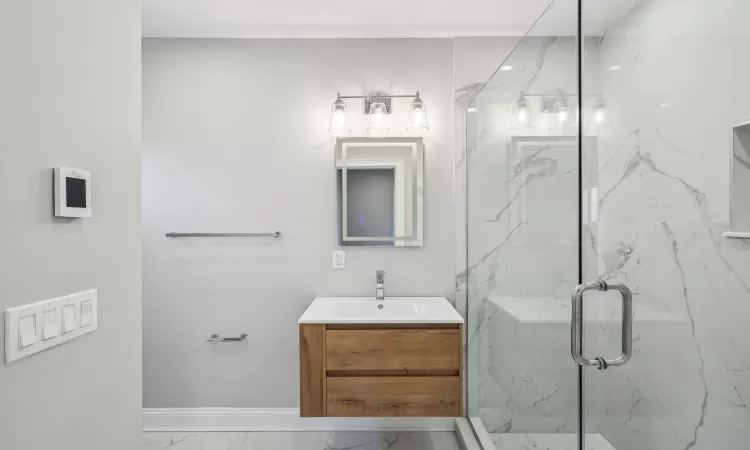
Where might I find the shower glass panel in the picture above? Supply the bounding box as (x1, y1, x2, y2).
(465, 0, 581, 448)
(580, 0, 750, 449)
(468, 0, 750, 449)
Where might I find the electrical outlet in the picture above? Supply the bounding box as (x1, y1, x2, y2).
(333, 250, 345, 269)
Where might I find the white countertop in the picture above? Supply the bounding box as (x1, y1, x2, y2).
(299, 296, 464, 324)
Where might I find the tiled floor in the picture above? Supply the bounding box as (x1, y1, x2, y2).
(141, 431, 461, 450)
(489, 433, 616, 450)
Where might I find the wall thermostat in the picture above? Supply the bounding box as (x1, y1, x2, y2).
(54, 167, 92, 218)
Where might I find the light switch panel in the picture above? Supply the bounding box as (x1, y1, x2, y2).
(19, 315, 37, 348)
(62, 305, 76, 333)
(42, 309, 58, 340)
(80, 301, 93, 327)
(5, 289, 97, 364)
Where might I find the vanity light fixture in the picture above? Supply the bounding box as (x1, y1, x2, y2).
(515, 93, 532, 124)
(328, 91, 428, 134)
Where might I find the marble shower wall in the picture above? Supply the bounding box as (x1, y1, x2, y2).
(582, 1, 750, 449)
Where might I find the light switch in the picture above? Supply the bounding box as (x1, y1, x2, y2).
(62, 305, 76, 333)
(19, 315, 37, 348)
(80, 301, 93, 327)
(42, 309, 58, 340)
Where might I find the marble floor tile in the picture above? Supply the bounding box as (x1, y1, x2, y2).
(141, 431, 460, 450)
(489, 433, 615, 450)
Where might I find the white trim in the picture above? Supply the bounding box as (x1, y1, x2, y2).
(723, 231, 750, 239)
(143, 408, 457, 432)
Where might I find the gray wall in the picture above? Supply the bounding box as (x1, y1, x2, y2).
(142, 38, 455, 407)
(0, 2, 142, 450)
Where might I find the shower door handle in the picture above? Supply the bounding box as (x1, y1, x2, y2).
(571, 281, 633, 370)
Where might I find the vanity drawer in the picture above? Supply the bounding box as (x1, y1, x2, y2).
(326, 376, 460, 417)
(326, 329, 460, 372)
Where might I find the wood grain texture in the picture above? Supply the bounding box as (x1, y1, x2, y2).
(326, 329, 460, 371)
(299, 324, 326, 417)
(326, 376, 460, 417)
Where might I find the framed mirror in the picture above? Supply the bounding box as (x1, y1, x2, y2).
(335, 137, 424, 247)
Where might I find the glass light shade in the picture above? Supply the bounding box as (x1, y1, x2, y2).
(515, 96, 531, 124)
(367, 101, 390, 133)
(328, 98, 350, 134)
(555, 100, 569, 124)
(407, 97, 429, 131)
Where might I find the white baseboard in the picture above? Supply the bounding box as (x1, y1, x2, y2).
(143, 408, 458, 432)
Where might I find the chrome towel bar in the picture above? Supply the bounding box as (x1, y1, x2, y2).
(207, 333, 248, 343)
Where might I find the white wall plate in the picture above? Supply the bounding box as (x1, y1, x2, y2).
(4, 289, 98, 364)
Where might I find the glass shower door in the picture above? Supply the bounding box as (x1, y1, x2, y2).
(578, 0, 750, 449)
(465, 1, 582, 448)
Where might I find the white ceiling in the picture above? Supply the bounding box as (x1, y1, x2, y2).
(142, 0, 639, 39)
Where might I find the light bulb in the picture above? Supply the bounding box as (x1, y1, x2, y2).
(332, 109, 346, 128)
(593, 98, 607, 125)
(412, 108, 424, 126)
(514, 94, 531, 125)
(371, 102, 385, 126)
(555, 100, 569, 124)
(594, 107, 606, 124)
(518, 109, 529, 123)
(368, 100, 390, 133)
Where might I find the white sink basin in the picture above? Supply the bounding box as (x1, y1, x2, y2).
(298, 297, 464, 324)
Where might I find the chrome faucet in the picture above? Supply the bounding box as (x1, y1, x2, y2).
(376, 270, 385, 301)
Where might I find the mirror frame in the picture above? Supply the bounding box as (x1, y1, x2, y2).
(335, 137, 424, 247)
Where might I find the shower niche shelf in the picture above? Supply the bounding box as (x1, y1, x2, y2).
(725, 121, 750, 239)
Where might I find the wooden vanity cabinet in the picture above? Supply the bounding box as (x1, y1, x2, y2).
(299, 323, 463, 417)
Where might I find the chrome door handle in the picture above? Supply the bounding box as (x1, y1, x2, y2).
(571, 281, 633, 370)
